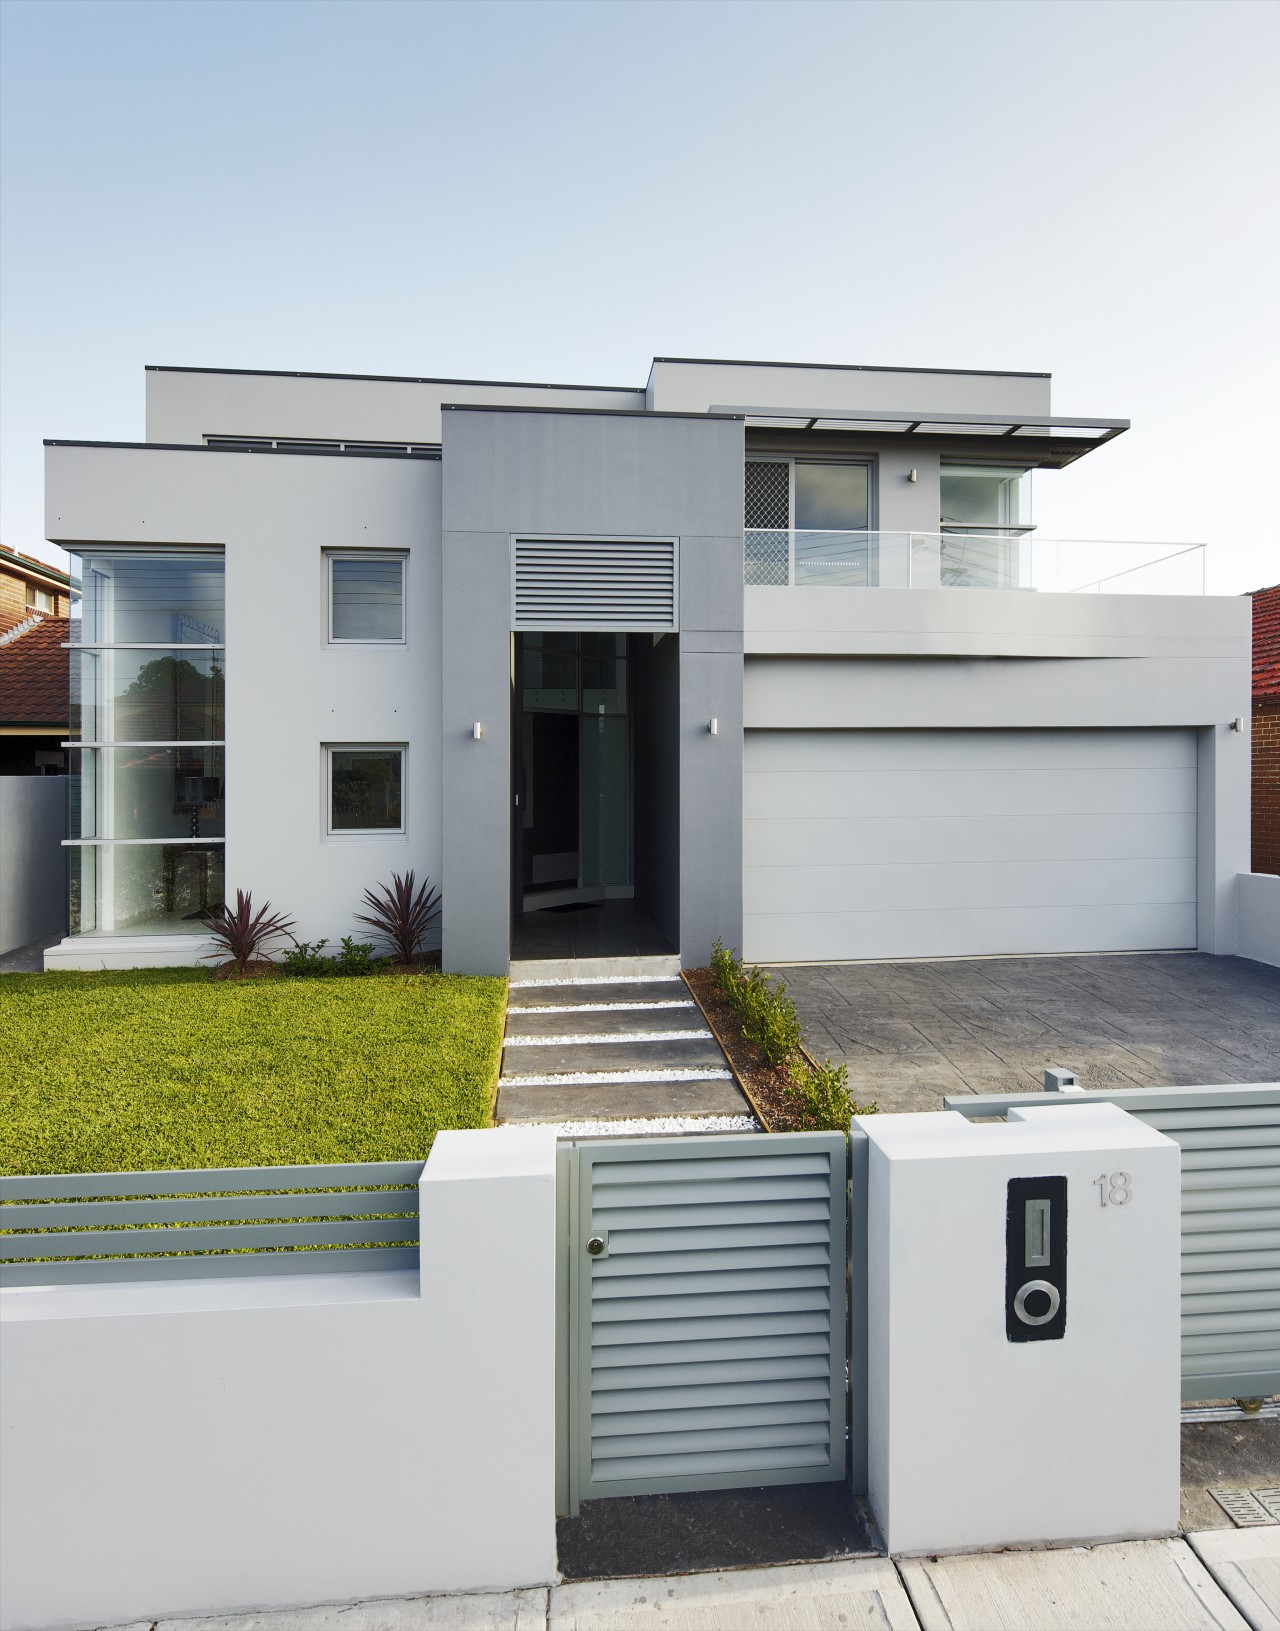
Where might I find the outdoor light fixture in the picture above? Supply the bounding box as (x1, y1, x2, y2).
(472, 722, 484, 741)
(708, 718, 718, 736)
(907, 468, 919, 483)
(1230, 717, 1245, 732)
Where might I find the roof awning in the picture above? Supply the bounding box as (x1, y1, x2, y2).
(713, 405, 1129, 467)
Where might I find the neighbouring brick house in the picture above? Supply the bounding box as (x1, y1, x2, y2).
(1252, 583, 1280, 875)
(0, 546, 71, 634)
(0, 612, 70, 775)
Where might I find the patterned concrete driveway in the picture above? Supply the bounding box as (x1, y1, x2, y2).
(768, 952, 1280, 1114)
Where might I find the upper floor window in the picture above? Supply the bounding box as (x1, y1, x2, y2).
(25, 584, 55, 613)
(745, 458, 875, 586)
(939, 465, 1032, 533)
(327, 552, 406, 644)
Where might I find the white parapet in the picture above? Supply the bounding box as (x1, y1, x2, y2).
(860, 1102, 1182, 1557)
(0, 1126, 560, 1631)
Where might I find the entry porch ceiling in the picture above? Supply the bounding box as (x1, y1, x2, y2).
(717, 405, 1128, 467)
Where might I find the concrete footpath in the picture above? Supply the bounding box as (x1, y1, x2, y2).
(97, 1530, 1280, 1631)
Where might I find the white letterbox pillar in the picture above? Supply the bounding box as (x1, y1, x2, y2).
(860, 1102, 1181, 1556)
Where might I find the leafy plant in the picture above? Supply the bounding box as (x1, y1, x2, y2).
(711, 941, 800, 1066)
(355, 871, 442, 966)
(741, 973, 802, 1066)
(334, 936, 379, 975)
(202, 889, 295, 975)
(281, 938, 331, 976)
(787, 1058, 867, 1132)
(281, 936, 382, 978)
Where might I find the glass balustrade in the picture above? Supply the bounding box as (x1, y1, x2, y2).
(743, 531, 1206, 594)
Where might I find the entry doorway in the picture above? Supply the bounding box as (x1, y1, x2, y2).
(512, 632, 678, 959)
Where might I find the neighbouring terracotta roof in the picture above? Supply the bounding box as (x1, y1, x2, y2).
(1254, 585, 1280, 699)
(0, 615, 69, 725)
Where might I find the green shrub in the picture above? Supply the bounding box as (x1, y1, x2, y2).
(740, 974, 801, 1066)
(788, 1058, 856, 1131)
(281, 939, 331, 976)
(710, 938, 742, 1001)
(281, 936, 383, 978)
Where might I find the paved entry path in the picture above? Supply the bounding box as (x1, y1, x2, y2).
(495, 955, 752, 1126)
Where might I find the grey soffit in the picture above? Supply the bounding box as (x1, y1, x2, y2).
(42, 439, 439, 462)
(514, 539, 678, 632)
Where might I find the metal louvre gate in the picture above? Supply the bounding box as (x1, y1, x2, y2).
(946, 1084, 1280, 1402)
(564, 1133, 848, 1508)
(513, 538, 678, 631)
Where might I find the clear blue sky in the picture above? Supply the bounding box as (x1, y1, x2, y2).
(2, 0, 1277, 592)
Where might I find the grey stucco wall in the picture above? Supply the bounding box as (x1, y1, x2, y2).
(0, 776, 67, 953)
(632, 633, 679, 949)
(440, 408, 745, 973)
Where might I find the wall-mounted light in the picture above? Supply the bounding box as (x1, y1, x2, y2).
(708, 718, 719, 736)
(907, 468, 919, 483)
(1230, 717, 1245, 733)
(472, 722, 484, 741)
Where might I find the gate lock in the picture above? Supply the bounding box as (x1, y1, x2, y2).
(1005, 1176, 1067, 1343)
(586, 1233, 609, 1259)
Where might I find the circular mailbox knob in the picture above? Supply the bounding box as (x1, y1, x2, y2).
(585, 1236, 606, 1257)
(1013, 1279, 1061, 1326)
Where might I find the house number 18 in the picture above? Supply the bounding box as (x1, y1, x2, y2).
(1094, 1171, 1133, 1207)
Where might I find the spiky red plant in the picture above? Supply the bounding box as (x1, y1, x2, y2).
(203, 889, 296, 975)
(354, 871, 442, 966)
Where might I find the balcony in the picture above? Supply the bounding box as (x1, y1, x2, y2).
(743, 530, 1206, 595)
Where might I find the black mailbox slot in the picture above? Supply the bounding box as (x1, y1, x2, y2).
(1006, 1175, 1067, 1343)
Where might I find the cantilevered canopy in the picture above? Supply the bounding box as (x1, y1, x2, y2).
(713, 405, 1129, 467)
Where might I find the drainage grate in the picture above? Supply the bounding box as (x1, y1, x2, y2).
(1209, 1487, 1280, 1527)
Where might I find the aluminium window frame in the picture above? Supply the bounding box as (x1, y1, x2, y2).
(323, 742, 408, 840)
(325, 550, 408, 646)
(745, 452, 879, 534)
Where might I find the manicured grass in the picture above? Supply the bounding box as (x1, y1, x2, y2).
(0, 967, 507, 1176)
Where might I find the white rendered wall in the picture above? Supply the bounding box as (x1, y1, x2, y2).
(1239, 871, 1280, 968)
(0, 1127, 559, 1631)
(860, 1103, 1182, 1557)
(145, 368, 645, 446)
(648, 359, 1052, 419)
(45, 444, 442, 955)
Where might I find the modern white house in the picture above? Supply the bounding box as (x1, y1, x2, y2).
(42, 356, 1251, 974)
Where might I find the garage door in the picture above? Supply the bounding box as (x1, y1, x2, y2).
(743, 728, 1197, 962)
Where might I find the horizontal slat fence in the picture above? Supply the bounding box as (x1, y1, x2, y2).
(944, 1083, 1280, 1403)
(0, 1161, 424, 1286)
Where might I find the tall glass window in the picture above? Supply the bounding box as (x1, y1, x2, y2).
(939, 464, 1033, 588)
(67, 549, 225, 936)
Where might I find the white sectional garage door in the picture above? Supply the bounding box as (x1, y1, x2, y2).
(743, 728, 1197, 963)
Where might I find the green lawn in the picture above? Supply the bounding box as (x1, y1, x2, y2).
(0, 967, 507, 1176)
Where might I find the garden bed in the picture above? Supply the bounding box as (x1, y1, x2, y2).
(684, 967, 817, 1133)
(0, 966, 506, 1176)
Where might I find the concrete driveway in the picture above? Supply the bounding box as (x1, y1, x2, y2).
(768, 952, 1280, 1114)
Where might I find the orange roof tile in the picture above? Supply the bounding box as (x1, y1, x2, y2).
(1254, 585, 1280, 699)
(0, 615, 69, 725)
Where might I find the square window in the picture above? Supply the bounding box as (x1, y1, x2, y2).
(327, 746, 404, 834)
(328, 554, 405, 643)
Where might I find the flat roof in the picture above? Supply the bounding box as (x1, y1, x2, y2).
(145, 364, 642, 392)
(653, 355, 1051, 379)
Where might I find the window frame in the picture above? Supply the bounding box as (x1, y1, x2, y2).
(325, 550, 408, 646)
(324, 743, 408, 839)
(745, 454, 878, 533)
